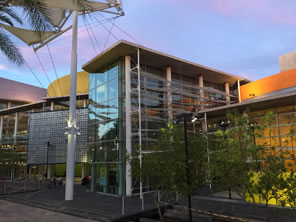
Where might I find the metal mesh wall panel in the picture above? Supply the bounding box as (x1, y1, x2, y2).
(28, 109, 88, 164)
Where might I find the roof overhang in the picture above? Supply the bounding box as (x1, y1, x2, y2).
(82, 40, 249, 86)
(0, 94, 88, 115)
(198, 91, 296, 118)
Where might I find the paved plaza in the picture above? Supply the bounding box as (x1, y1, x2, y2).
(0, 182, 160, 222)
(0, 199, 96, 222)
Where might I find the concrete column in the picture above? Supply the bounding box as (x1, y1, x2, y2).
(7, 102, 11, 108)
(125, 55, 132, 196)
(28, 165, 32, 180)
(81, 163, 86, 179)
(199, 75, 204, 109)
(47, 164, 52, 180)
(90, 163, 96, 192)
(83, 99, 87, 108)
(0, 115, 3, 143)
(50, 102, 55, 111)
(38, 165, 42, 180)
(225, 82, 230, 105)
(13, 112, 18, 143)
(166, 67, 173, 121)
(237, 80, 242, 103)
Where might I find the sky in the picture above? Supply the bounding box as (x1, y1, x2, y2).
(1, 0, 296, 88)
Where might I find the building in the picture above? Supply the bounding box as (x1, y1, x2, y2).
(0, 78, 46, 179)
(2, 40, 296, 196)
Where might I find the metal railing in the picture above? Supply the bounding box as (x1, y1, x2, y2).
(0, 180, 41, 196)
(121, 190, 178, 215)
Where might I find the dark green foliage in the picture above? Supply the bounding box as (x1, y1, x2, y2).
(129, 123, 208, 196)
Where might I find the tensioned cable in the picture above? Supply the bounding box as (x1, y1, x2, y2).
(97, 12, 141, 45)
(46, 44, 64, 97)
(85, 15, 102, 53)
(23, 60, 47, 93)
(103, 17, 116, 51)
(49, 16, 117, 46)
(34, 51, 58, 98)
(82, 16, 98, 55)
(92, 13, 119, 41)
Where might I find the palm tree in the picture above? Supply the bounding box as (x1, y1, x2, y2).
(0, 0, 89, 65)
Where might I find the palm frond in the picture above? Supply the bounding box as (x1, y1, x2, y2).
(12, 0, 53, 32)
(0, 6, 22, 24)
(0, 29, 24, 65)
(0, 14, 13, 26)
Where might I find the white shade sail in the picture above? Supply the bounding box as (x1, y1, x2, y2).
(11, 0, 113, 12)
(47, 8, 66, 27)
(43, 0, 112, 11)
(0, 24, 56, 45)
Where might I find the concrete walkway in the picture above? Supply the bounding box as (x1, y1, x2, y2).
(0, 199, 96, 222)
(2, 184, 159, 221)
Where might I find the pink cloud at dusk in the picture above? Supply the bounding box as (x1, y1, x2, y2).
(170, 0, 296, 26)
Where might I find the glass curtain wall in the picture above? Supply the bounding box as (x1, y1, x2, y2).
(88, 61, 124, 195)
(130, 64, 229, 192)
(206, 104, 296, 172)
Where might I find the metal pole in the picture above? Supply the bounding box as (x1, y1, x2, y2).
(65, 11, 78, 201)
(125, 56, 132, 195)
(13, 145, 16, 180)
(46, 142, 49, 181)
(204, 113, 212, 190)
(137, 48, 143, 199)
(183, 118, 192, 222)
(0, 115, 3, 143)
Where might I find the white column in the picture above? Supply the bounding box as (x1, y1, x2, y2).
(50, 102, 55, 111)
(125, 55, 132, 196)
(47, 165, 52, 180)
(90, 162, 96, 192)
(137, 49, 143, 199)
(237, 80, 242, 103)
(65, 11, 78, 201)
(0, 115, 3, 143)
(83, 99, 87, 108)
(81, 163, 86, 179)
(38, 165, 42, 180)
(199, 75, 204, 109)
(7, 102, 11, 108)
(225, 82, 230, 105)
(28, 165, 32, 180)
(13, 112, 18, 143)
(166, 67, 173, 121)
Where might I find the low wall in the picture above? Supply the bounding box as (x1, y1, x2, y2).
(186, 196, 296, 222)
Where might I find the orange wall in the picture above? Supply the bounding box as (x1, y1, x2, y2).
(240, 68, 296, 101)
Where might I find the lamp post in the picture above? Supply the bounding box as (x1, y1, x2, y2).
(249, 121, 260, 171)
(12, 145, 16, 180)
(218, 120, 231, 199)
(46, 141, 51, 181)
(249, 121, 257, 145)
(174, 113, 197, 222)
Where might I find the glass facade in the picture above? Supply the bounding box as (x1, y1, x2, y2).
(88, 61, 125, 195)
(0, 112, 29, 178)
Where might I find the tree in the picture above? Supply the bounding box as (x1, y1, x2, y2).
(209, 111, 263, 201)
(129, 123, 208, 221)
(0, 0, 88, 64)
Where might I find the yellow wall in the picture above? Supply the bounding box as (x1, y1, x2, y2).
(240, 68, 296, 102)
(47, 71, 89, 97)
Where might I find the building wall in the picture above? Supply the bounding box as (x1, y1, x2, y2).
(240, 69, 296, 101)
(279, 50, 296, 72)
(28, 109, 88, 165)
